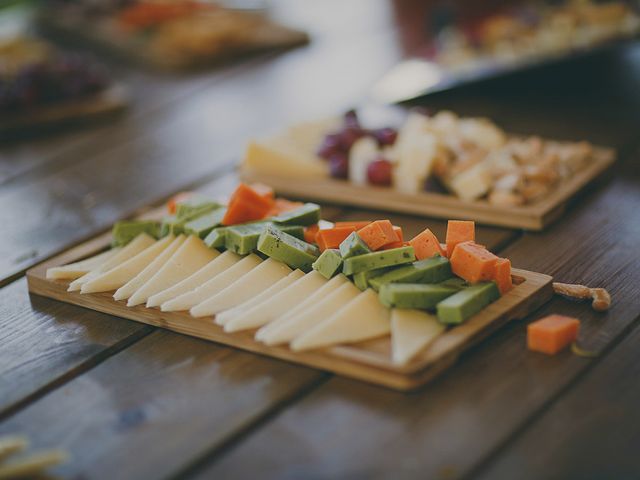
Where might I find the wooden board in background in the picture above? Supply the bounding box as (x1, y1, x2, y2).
(241, 146, 615, 230)
(26, 235, 553, 391)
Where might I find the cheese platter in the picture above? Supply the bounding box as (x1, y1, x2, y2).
(27, 183, 554, 391)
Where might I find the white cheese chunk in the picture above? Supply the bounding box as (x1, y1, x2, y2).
(162, 254, 262, 312)
(47, 248, 120, 280)
(291, 289, 391, 352)
(80, 236, 175, 294)
(448, 161, 492, 201)
(257, 279, 359, 346)
(391, 309, 445, 365)
(189, 258, 292, 317)
(147, 250, 236, 308)
(68, 234, 156, 292)
(214, 269, 305, 326)
(223, 271, 327, 333)
(113, 235, 185, 301)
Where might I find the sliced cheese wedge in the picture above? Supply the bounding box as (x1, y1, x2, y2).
(113, 235, 184, 301)
(391, 309, 445, 365)
(148, 250, 240, 309)
(189, 258, 292, 317)
(162, 254, 262, 312)
(214, 269, 305, 326)
(258, 280, 360, 346)
(68, 234, 156, 292)
(224, 271, 327, 333)
(47, 248, 120, 280)
(291, 289, 391, 352)
(257, 274, 349, 343)
(80, 236, 175, 294)
(127, 235, 217, 307)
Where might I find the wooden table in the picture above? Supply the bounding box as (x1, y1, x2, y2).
(2, 1, 640, 478)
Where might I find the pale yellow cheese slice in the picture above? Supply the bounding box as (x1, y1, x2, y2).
(126, 235, 216, 307)
(47, 248, 120, 280)
(214, 269, 305, 326)
(147, 250, 238, 308)
(256, 274, 349, 343)
(80, 236, 175, 294)
(242, 141, 328, 179)
(189, 258, 292, 317)
(113, 235, 184, 301)
(257, 280, 360, 346)
(162, 254, 262, 312)
(68, 234, 156, 292)
(224, 271, 327, 333)
(291, 289, 391, 352)
(391, 309, 445, 365)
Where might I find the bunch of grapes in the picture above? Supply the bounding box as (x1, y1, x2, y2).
(0, 54, 109, 113)
(316, 110, 397, 185)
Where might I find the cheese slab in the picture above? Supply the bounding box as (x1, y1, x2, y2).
(391, 309, 445, 365)
(224, 271, 328, 333)
(68, 234, 156, 292)
(80, 236, 175, 294)
(162, 254, 262, 312)
(258, 278, 359, 346)
(291, 289, 391, 351)
(214, 269, 305, 326)
(148, 250, 238, 308)
(257, 273, 348, 342)
(189, 258, 292, 317)
(46, 248, 120, 280)
(128, 236, 217, 307)
(113, 235, 184, 301)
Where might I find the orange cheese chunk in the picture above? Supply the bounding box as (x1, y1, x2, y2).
(381, 226, 405, 250)
(527, 314, 580, 355)
(316, 226, 357, 252)
(357, 220, 399, 251)
(409, 228, 446, 259)
(450, 241, 499, 283)
(494, 258, 513, 294)
(334, 220, 372, 230)
(446, 220, 475, 257)
(304, 224, 319, 244)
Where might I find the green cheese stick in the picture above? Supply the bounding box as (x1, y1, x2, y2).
(342, 246, 415, 276)
(438, 276, 468, 290)
(175, 194, 221, 221)
(339, 232, 371, 259)
(112, 220, 160, 247)
(184, 208, 226, 238)
(352, 267, 391, 291)
(312, 249, 343, 279)
(368, 256, 452, 292)
(160, 215, 186, 237)
(437, 282, 500, 325)
(258, 225, 320, 272)
(204, 227, 228, 249)
(379, 283, 459, 310)
(271, 203, 321, 226)
(226, 223, 305, 255)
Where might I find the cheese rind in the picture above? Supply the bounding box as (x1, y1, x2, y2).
(127, 236, 218, 307)
(291, 289, 391, 351)
(80, 236, 175, 294)
(68, 234, 156, 292)
(189, 258, 292, 317)
(113, 235, 184, 301)
(47, 249, 120, 280)
(162, 254, 262, 312)
(224, 271, 328, 333)
(391, 309, 445, 365)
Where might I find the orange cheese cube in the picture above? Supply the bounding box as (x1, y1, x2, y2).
(316, 226, 357, 252)
(445, 220, 475, 257)
(527, 315, 580, 355)
(357, 220, 399, 251)
(449, 241, 499, 283)
(409, 228, 446, 259)
(494, 258, 513, 294)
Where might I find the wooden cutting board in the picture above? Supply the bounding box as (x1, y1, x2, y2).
(27, 232, 553, 391)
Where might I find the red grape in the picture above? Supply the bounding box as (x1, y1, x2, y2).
(367, 158, 393, 186)
(316, 132, 342, 159)
(373, 127, 398, 146)
(329, 152, 349, 179)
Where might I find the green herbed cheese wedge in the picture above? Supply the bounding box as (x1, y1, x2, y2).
(226, 223, 304, 255)
(368, 256, 452, 292)
(312, 249, 343, 279)
(339, 232, 371, 259)
(379, 283, 459, 310)
(204, 227, 228, 249)
(436, 282, 500, 325)
(258, 225, 319, 272)
(112, 220, 160, 247)
(184, 208, 226, 238)
(271, 203, 321, 226)
(175, 194, 221, 221)
(342, 246, 415, 276)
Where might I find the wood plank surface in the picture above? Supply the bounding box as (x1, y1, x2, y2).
(185, 165, 640, 479)
(474, 315, 640, 480)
